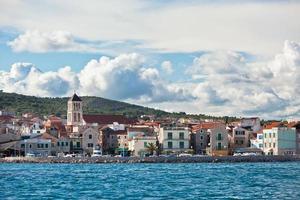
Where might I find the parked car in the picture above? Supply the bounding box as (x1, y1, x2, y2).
(178, 153, 192, 157)
(91, 149, 102, 157)
(26, 153, 35, 157)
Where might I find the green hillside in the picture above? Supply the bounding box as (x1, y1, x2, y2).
(0, 91, 237, 121)
(0, 91, 169, 118)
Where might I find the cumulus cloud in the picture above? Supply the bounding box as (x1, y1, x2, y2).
(0, 53, 191, 103)
(161, 61, 173, 75)
(0, 63, 78, 96)
(2, 41, 300, 119)
(185, 40, 300, 118)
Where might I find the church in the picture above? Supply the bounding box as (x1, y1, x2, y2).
(66, 93, 135, 155)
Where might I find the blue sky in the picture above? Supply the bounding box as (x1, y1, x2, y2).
(0, 0, 300, 119)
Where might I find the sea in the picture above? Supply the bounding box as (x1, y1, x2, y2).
(0, 162, 300, 199)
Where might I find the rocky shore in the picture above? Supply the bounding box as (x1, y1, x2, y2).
(1, 155, 300, 164)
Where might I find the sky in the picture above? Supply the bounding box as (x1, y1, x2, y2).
(0, 0, 300, 119)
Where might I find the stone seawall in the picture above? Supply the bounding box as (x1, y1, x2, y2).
(1, 155, 300, 164)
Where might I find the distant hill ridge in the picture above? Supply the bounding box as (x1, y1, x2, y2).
(0, 91, 169, 118)
(0, 91, 236, 121)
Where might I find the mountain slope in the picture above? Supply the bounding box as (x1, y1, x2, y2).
(0, 91, 168, 118)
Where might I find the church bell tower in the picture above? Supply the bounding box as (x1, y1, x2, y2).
(67, 93, 83, 126)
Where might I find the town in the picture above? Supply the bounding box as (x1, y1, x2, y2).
(0, 93, 299, 159)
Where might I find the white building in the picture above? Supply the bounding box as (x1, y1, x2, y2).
(250, 131, 264, 150)
(158, 126, 190, 153)
(263, 124, 296, 155)
(20, 138, 51, 157)
(129, 136, 157, 157)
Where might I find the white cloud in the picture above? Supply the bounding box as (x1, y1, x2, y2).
(161, 61, 173, 75)
(1, 41, 300, 119)
(1, 1, 299, 55)
(7, 30, 104, 53)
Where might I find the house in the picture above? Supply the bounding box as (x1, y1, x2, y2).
(158, 126, 190, 154)
(250, 129, 264, 150)
(240, 117, 261, 132)
(263, 122, 296, 155)
(99, 127, 128, 155)
(190, 125, 208, 155)
(229, 126, 251, 149)
(289, 122, 300, 154)
(82, 127, 100, 154)
(128, 136, 157, 157)
(20, 138, 51, 157)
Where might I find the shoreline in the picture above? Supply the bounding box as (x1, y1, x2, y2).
(1, 155, 300, 164)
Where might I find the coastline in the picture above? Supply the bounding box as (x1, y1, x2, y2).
(1, 155, 300, 164)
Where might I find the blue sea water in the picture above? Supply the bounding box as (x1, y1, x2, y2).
(0, 162, 300, 199)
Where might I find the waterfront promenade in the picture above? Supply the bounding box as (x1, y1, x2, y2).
(1, 155, 300, 164)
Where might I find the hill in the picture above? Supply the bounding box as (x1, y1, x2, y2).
(0, 91, 236, 121)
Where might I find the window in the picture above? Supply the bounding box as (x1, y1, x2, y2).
(57, 142, 60, 146)
(45, 144, 48, 148)
(265, 143, 267, 147)
(273, 143, 276, 148)
(259, 144, 263, 148)
(273, 133, 276, 138)
(258, 135, 263, 139)
(241, 140, 244, 145)
(217, 142, 222, 150)
(37, 131, 40, 133)
(217, 133, 222, 140)
(144, 142, 148, 148)
(265, 133, 267, 138)
(269, 143, 271, 148)
(89, 135, 92, 139)
(88, 143, 93, 148)
(168, 132, 173, 140)
(179, 132, 184, 140)
(179, 141, 184, 149)
(61, 142, 64, 147)
(269, 133, 272, 138)
(65, 142, 68, 146)
(200, 136, 203, 140)
(29, 144, 32, 148)
(21, 144, 25, 148)
(168, 141, 173, 149)
(76, 142, 80, 148)
(200, 142, 203, 147)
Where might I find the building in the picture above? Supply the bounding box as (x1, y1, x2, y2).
(67, 93, 83, 126)
(190, 126, 208, 155)
(229, 126, 250, 149)
(240, 117, 261, 132)
(250, 129, 264, 150)
(158, 126, 190, 153)
(128, 136, 157, 157)
(100, 127, 128, 155)
(20, 138, 51, 157)
(263, 123, 296, 155)
(82, 127, 100, 154)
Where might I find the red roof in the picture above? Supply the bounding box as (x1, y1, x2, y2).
(264, 122, 283, 129)
(83, 114, 135, 125)
(0, 115, 14, 123)
(192, 122, 224, 132)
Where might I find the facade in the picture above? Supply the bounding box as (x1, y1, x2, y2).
(230, 126, 250, 149)
(206, 123, 228, 156)
(263, 124, 296, 155)
(240, 117, 261, 132)
(82, 127, 100, 154)
(190, 127, 208, 155)
(158, 126, 190, 153)
(100, 127, 128, 155)
(128, 136, 157, 156)
(20, 138, 51, 156)
(250, 131, 264, 150)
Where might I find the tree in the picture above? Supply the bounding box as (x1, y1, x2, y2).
(146, 143, 157, 156)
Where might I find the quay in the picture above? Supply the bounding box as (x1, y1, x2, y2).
(1, 155, 300, 164)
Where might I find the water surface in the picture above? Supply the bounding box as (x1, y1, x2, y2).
(0, 162, 300, 199)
